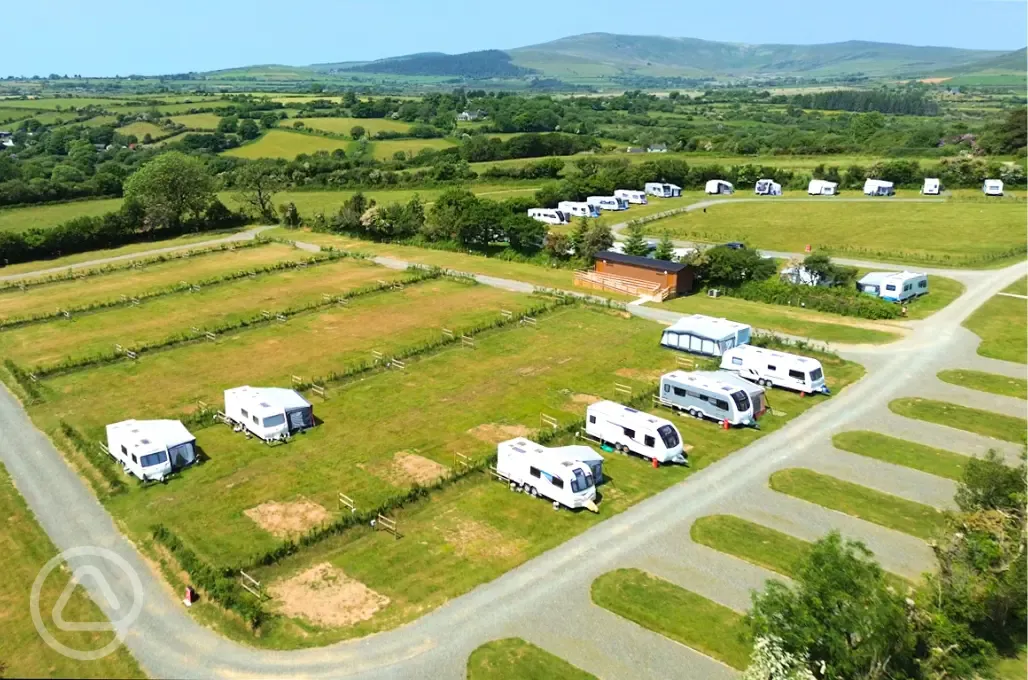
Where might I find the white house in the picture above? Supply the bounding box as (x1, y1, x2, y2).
(657, 370, 766, 427)
(720, 344, 829, 395)
(808, 179, 837, 196)
(705, 179, 734, 195)
(223, 386, 314, 442)
(456, 110, 485, 122)
(983, 179, 1004, 196)
(495, 438, 599, 512)
(754, 179, 782, 196)
(584, 401, 687, 465)
(857, 271, 928, 302)
(105, 419, 197, 481)
(644, 182, 682, 198)
(863, 179, 895, 196)
(921, 178, 942, 195)
(660, 314, 752, 357)
(614, 189, 648, 205)
(558, 201, 600, 218)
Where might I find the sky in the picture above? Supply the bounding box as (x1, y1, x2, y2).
(3, 0, 1026, 77)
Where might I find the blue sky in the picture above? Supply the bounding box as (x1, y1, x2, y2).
(3, 0, 1025, 76)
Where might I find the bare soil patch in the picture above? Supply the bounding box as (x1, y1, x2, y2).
(467, 423, 532, 444)
(369, 451, 449, 486)
(269, 563, 389, 628)
(244, 499, 330, 538)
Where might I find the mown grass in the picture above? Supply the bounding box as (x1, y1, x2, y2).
(769, 468, 948, 540)
(0, 198, 123, 234)
(0, 463, 143, 678)
(937, 369, 1027, 400)
(1003, 277, 1027, 296)
(832, 431, 971, 481)
(223, 129, 352, 160)
(889, 398, 1027, 443)
(290, 117, 412, 136)
(168, 113, 223, 129)
(643, 201, 1026, 268)
(590, 569, 751, 670)
(964, 285, 1027, 364)
(116, 121, 169, 139)
(905, 275, 965, 320)
(467, 638, 596, 680)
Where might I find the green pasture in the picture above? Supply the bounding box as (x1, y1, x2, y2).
(0, 198, 123, 234)
(889, 398, 1027, 443)
(1003, 277, 1027, 295)
(832, 431, 970, 481)
(963, 282, 1028, 364)
(291, 117, 412, 136)
(467, 639, 596, 680)
(116, 121, 169, 139)
(0, 97, 132, 110)
(937, 369, 1027, 400)
(169, 113, 222, 129)
(223, 129, 352, 160)
(370, 137, 457, 160)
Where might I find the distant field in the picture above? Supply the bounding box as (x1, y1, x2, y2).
(292, 117, 411, 136)
(111, 101, 229, 115)
(0, 97, 131, 110)
(370, 137, 456, 160)
(0, 107, 38, 124)
(116, 121, 169, 139)
(170, 113, 222, 130)
(223, 129, 352, 160)
(81, 115, 119, 127)
(0, 198, 122, 234)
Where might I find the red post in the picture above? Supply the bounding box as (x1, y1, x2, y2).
(722, 419, 730, 430)
(652, 457, 659, 469)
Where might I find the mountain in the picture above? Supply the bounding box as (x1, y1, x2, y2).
(935, 47, 1027, 75)
(327, 50, 534, 78)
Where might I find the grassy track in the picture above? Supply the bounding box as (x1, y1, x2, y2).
(690, 514, 810, 577)
(467, 639, 596, 680)
(0, 198, 123, 234)
(0, 463, 143, 678)
(832, 431, 971, 480)
(937, 369, 1027, 400)
(290, 117, 412, 136)
(643, 201, 1026, 268)
(889, 398, 1027, 443)
(963, 285, 1028, 364)
(223, 129, 352, 160)
(590, 569, 751, 670)
(769, 468, 948, 540)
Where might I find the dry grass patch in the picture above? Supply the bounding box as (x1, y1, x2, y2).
(365, 451, 449, 487)
(269, 563, 389, 628)
(439, 515, 527, 560)
(244, 499, 330, 538)
(467, 423, 533, 444)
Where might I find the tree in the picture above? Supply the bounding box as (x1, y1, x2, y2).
(233, 160, 284, 222)
(569, 217, 590, 255)
(278, 202, 301, 228)
(216, 115, 239, 134)
(425, 189, 478, 242)
(259, 112, 279, 129)
(743, 636, 817, 680)
(123, 152, 215, 229)
(237, 119, 260, 140)
(544, 232, 571, 259)
(579, 223, 614, 262)
(142, 133, 153, 144)
(503, 213, 546, 253)
(621, 223, 651, 256)
(955, 450, 1026, 514)
(653, 232, 675, 261)
(349, 125, 366, 140)
(699, 245, 776, 287)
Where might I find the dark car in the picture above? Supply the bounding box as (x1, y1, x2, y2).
(722, 241, 745, 250)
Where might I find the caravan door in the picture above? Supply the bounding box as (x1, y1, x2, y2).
(167, 442, 196, 468)
(287, 406, 314, 432)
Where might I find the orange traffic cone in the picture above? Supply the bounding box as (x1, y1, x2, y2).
(652, 457, 659, 469)
(721, 419, 730, 430)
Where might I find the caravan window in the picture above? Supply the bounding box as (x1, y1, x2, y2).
(263, 414, 285, 428)
(730, 390, 750, 412)
(788, 369, 805, 380)
(589, 415, 596, 424)
(731, 357, 743, 366)
(810, 368, 823, 381)
(622, 427, 636, 439)
(570, 469, 592, 493)
(241, 408, 249, 419)
(130, 454, 138, 464)
(120, 445, 127, 455)
(529, 467, 541, 479)
(141, 451, 168, 468)
(658, 425, 679, 448)
(252, 415, 259, 425)
(918, 280, 927, 289)
(551, 475, 564, 489)
(714, 399, 729, 411)
(885, 284, 897, 292)
(663, 384, 670, 393)
(767, 364, 777, 371)
(644, 435, 655, 448)
(673, 387, 686, 397)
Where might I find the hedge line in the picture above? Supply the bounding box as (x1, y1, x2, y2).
(2, 358, 43, 403)
(31, 267, 444, 378)
(814, 242, 1028, 267)
(0, 249, 351, 331)
(727, 278, 901, 320)
(58, 420, 127, 495)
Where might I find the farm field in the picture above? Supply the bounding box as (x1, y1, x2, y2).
(936, 369, 1027, 399)
(467, 639, 596, 680)
(116, 121, 168, 139)
(642, 200, 1027, 268)
(291, 117, 412, 136)
(963, 282, 1028, 363)
(169, 113, 222, 129)
(832, 431, 970, 480)
(0, 198, 122, 234)
(889, 398, 1028, 443)
(0, 463, 143, 678)
(370, 137, 456, 160)
(223, 130, 352, 160)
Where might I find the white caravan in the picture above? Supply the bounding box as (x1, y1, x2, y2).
(863, 179, 895, 196)
(614, 189, 648, 205)
(587, 195, 628, 211)
(808, 179, 838, 196)
(558, 201, 600, 218)
(705, 179, 734, 195)
(105, 419, 197, 482)
(857, 271, 928, 303)
(496, 438, 599, 512)
(224, 386, 315, 442)
(645, 182, 682, 198)
(660, 314, 752, 357)
(754, 179, 782, 196)
(658, 370, 766, 427)
(983, 179, 1004, 196)
(720, 344, 828, 395)
(527, 208, 569, 225)
(921, 178, 942, 195)
(584, 401, 687, 465)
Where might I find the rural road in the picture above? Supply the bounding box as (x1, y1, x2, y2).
(0, 216, 1024, 678)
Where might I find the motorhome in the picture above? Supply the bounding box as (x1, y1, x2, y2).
(921, 178, 942, 195)
(857, 271, 928, 303)
(720, 345, 828, 395)
(527, 208, 569, 225)
(223, 386, 315, 442)
(105, 419, 197, 481)
(704, 179, 734, 195)
(496, 438, 599, 512)
(584, 401, 687, 465)
(660, 314, 752, 357)
(808, 179, 838, 196)
(614, 189, 648, 205)
(863, 179, 895, 196)
(983, 179, 1004, 196)
(644, 182, 682, 198)
(558, 201, 600, 218)
(658, 370, 766, 427)
(587, 195, 628, 211)
(754, 179, 782, 196)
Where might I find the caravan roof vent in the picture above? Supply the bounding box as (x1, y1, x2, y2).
(140, 438, 150, 444)
(624, 407, 639, 413)
(259, 402, 271, 408)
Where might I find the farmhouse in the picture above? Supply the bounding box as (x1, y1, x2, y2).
(576, 250, 695, 299)
(659, 314, 751, 357)
(105, 419, 197, 481)
(224, 386, 315, 442)
(456, 109, 486, 122)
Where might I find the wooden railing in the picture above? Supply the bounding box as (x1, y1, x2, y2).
(574, 270, 667, 299)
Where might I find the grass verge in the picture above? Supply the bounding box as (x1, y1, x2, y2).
(467, 638, 596, 680)
(963, 291, 1027, 364)
(591, 568, 751, 670)
(937, 369, 1027, 400)
(889, 398, 1027, 443)
(832, 431, 971, 481)
(769, 468, 948, 540)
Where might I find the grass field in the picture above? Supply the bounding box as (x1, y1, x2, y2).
(116, 121, 169, 139)
(467, 639, 596, 680)
(769, 468, 948, 540)
(905, 275, 965, 319)
(370, 138, 456, 160)
(169, 113, 222, 130)
(642, 201, 1026, 268)
(291, 117, 412, 136)
(223, 130, 352, 160)
(964, 284, 1027, 364)
(889, 398, 1028, 443)
(832, 431, 970, 481)
(0, 463, 143, 678)
(937, 369, 1027, 400)
(690, 514, 811, 578)
(1003, 277, 1027, 295)
(591, 569, 751, 670)
(0, 198, 123, 235)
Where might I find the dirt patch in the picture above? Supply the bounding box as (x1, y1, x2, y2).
(615, 367, 664, 382)
(439, 517, 526, 560)
(467, 423, 532, 444)
(571, 393, 601, 405)
(244, 499, 330, 538)
(269, 563, 389, 628)
(388, 452, 449, 486)
(919, 77, 951, 84)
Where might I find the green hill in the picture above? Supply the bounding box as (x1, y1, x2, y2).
(335, 50, 534, 78)
(937, 47, 1027, 75)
